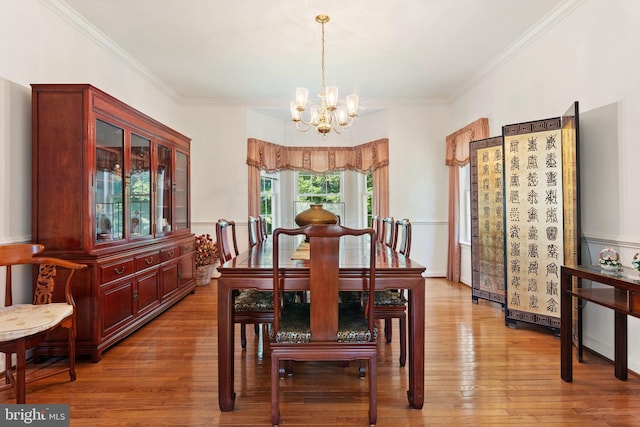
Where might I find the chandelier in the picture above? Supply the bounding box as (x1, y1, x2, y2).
(289, 15, 359, 135)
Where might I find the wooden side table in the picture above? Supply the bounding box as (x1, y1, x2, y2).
(561, 264, 640, 382)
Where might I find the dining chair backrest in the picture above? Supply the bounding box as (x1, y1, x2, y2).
(272, 224, 376, 342)
(394, 218, 412, 257)
(216, 219, 239, 263)
(381, 217, 395, 248)
(248, 216, 261, 248)
(371, 215, 380, 242)
(259, 216, 268, 240)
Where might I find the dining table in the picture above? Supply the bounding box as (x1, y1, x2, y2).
(216, 235, 427, 411)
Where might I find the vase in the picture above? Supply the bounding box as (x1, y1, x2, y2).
(196, 264, 214, 286)
(294, 204, 338, 227)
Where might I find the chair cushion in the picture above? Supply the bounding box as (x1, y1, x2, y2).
(234, 290, 274, 311)
(341, 290, 407, 307)
(272, 303, 377, 343)
(372, 290, 407, 307)
(0, 303, 73, 341)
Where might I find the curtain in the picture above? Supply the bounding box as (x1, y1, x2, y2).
(247, 138, 389, 219)
(445, 118, 489, 282)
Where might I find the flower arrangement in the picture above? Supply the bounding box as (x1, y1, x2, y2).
(632, 253, 640, 271)
(599, 247, 621, 270)
(195, 234, 219, 267)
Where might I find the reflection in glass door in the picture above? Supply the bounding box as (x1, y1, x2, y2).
(156, 144, 173, 233)
(130, 133, 151, 238)
(95, 119, 124, 243)
(175, 151, 188, 230)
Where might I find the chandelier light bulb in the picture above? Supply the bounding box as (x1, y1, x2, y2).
(325, 86, 339, 111)
(336, 106, 348, 126)
(295, 87, 309, 111)
(347, 94, 359, 117)
(290, 101, 302, 121)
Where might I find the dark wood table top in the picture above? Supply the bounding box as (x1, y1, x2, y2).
(218, 235, 426, 277)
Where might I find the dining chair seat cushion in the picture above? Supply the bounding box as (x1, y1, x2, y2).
(0, 303, 73, 341)
(272, 303, 377, 344)
(233, 290, 300, 312)
(371, 290, 407, 307)
(341, 290, 407, 306)
(234, 290, 274, 311)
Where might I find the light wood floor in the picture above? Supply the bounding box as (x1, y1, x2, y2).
(3, 278, 640, 426)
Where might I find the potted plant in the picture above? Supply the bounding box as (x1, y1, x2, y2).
(195, 233, 219, 285)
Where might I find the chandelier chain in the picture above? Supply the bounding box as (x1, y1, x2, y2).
(321, 18, 326, 93)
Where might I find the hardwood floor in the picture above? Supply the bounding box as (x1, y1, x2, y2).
(3, 278, 640, 426)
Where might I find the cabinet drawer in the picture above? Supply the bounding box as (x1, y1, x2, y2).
(180, 240, 195, 254)
(101, 259, 135, 283)
(161, 246, 179, 262)
(135, 251, 160, 271)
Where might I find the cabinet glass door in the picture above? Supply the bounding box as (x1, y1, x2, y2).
(156, 144, 173, 233)
(129, 133, 152, 238)
(95, 119, 124, 243)
(175, 151, 188, 230)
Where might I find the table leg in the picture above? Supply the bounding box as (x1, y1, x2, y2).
(218, 279, 236, 411)
(407, 283, 425, 409)
(614, 311, 628, 381)
(560, 267, 573, 382)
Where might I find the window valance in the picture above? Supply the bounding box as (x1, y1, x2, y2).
(247, 138, 389, 174)
(445, 118, 489, 166)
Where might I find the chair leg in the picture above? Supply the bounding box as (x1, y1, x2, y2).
(241, 323, 247, 350)
(271, 353, 281, 425)
(399, 314, 407, 367)
(16, 339, 26, 404)
(4, 353, 11, 385)
(254, 323, 260, 335)
(384, 319, 392, 343)
(368, 355, 377, 425)
(68, 323, 77, 381)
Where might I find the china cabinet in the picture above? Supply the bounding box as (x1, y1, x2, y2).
(31, 84, 195, 361)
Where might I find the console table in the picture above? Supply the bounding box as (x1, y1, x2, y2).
(561, 264, 640, 382)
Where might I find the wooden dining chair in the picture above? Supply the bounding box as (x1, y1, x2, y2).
(248, 216, 261, 248)
(270, 224, 377, 425)
(0, 243, 87, 403)
(373, 218, 411, 367)
(216, 218, 273, 350)
(381, 216, 395, 248)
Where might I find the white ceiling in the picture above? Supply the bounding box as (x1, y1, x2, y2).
(59, 0, 569, 113)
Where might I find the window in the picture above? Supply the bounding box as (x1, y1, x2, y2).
(364, 172, 373, 227)
(296, 171, 342, 204)
(459, 164, 471, 243)
(295, 171, 345, 221)
(260, 172, 278, 234)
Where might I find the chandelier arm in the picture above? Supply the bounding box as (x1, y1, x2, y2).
(294, 121, 312, 132)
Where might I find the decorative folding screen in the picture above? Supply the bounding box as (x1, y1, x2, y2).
(503, 118, 564, 329)
(470, 136, 505, 305)
(561, 102, 581, 343)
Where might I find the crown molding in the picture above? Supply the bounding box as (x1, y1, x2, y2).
(450, 0, 585, 102)
(40, 0, 180, 101)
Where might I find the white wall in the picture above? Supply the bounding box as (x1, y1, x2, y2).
(452, 0, 640, 372)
